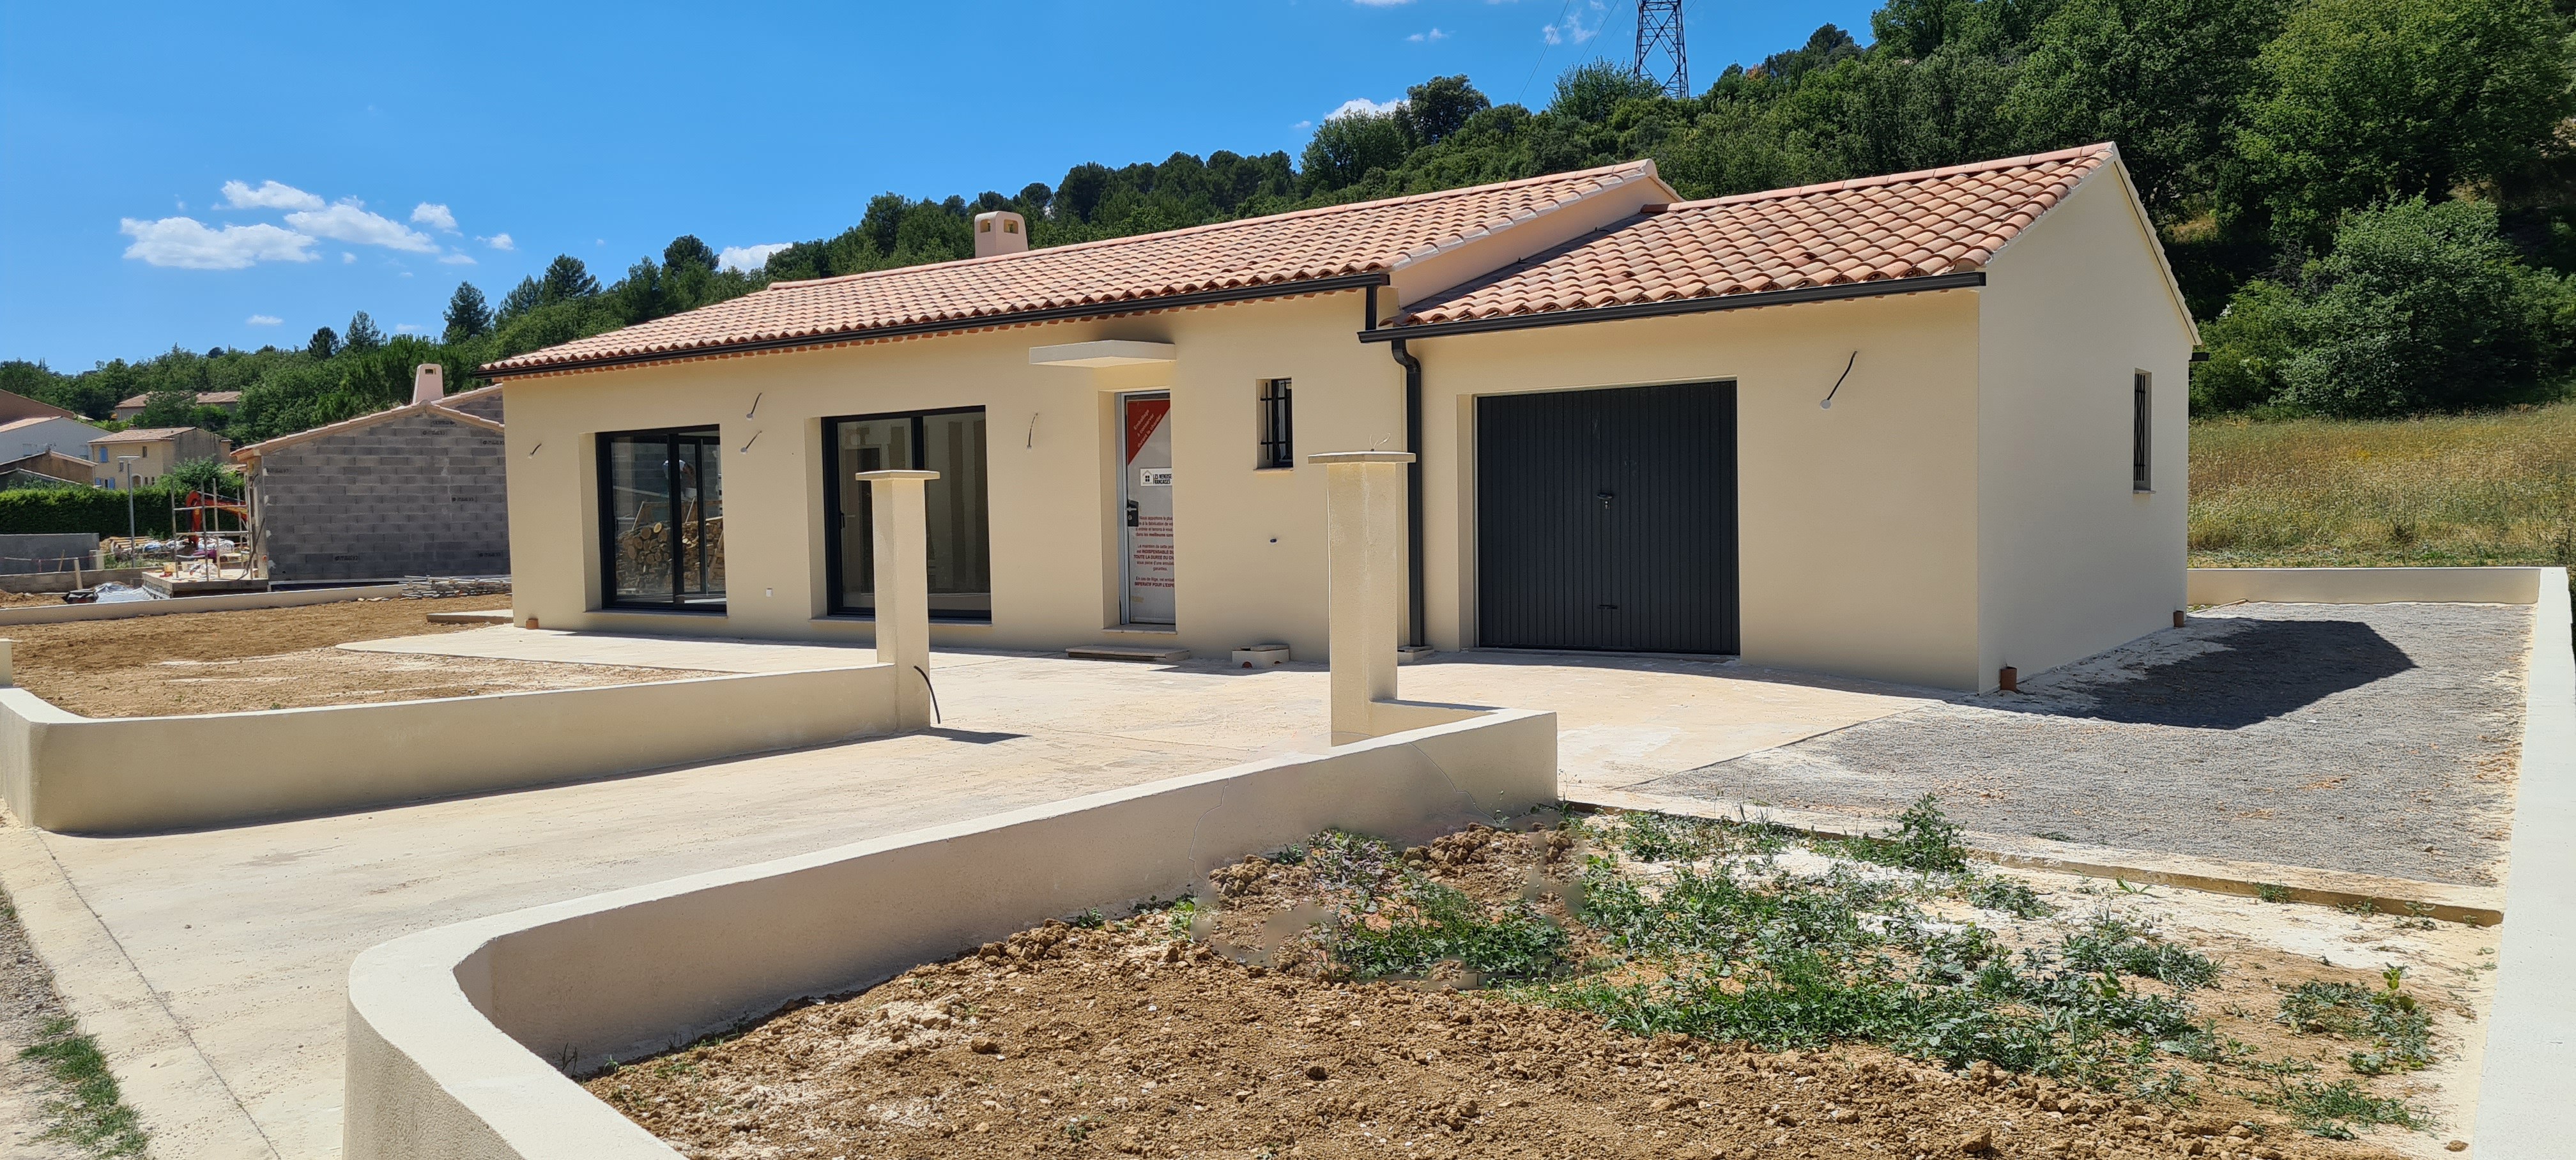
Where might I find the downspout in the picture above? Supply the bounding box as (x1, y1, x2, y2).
(1366, 285, 1428, 649)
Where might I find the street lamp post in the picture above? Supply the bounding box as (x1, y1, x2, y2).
(117, 456, 140, 547)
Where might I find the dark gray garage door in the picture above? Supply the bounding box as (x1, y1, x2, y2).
(1476, 381, 1738, 654)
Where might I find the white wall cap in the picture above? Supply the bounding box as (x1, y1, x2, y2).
(1027, 340, 1178, 368)
(1307, 450, 1416, 466)
(854, 469, 940, 482)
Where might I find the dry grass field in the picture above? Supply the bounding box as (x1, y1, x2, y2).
(2190, 402, 2576, 590)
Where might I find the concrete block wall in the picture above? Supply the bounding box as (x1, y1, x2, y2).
(253, 411, 509, 581)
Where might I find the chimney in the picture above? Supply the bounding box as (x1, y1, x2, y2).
(411, 363, 444, 406)
(974, 211, 1028, 258)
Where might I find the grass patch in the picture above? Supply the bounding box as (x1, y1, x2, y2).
(2189, 403, 2576, 595)
(2254, 1078, 2427, 1138)
(2277, 975, 2435, 1075)
(1331, 878, 1572, 983)
(17, 1016, 148, 1157)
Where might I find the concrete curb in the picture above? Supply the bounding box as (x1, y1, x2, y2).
(2474, 568, 2574, 1159)
(1575, 786, 2505, 925)
(0, 820, 277, 1159)
(0, 583, 406, 627)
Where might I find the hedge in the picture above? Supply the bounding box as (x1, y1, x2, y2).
(0, 485, 197, 537)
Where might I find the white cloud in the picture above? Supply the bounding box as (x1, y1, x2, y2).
(245, 314, 283, 326)
(482, 233, 515, 251)
(395, 323, 427, 334)
(1543, 3, 1604, 45)
(717, 242, 792, 273)
(1408, 27, 1450, 42)
(411, 202, 457, 231)
(342, 252, 357, 264)
(1326, 96, 1402, 120)
(220, 179, 324, 211)
(1291, 119, 1314, 131)
(437, 252, 477, 264)
(119, 217, 318, 269)
(284, 201, 439, 253)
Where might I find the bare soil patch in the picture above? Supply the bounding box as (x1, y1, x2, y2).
(2, 595, 718, 717)
(588, 811, 2476, 1159)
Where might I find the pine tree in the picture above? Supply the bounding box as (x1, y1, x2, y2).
(443, 282, 493, 342)
(344, 311, 385, 353)
(497, 277, 542, 323)
(305, 326, 340, 360)
(663, 235, 718, 273)
(540, 255, 600, 303)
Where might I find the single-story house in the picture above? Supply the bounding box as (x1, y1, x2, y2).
(0, 413, 107, 461)
(111, 390, 243, 422)
(229, 369, 507, 581)
(87, 427, 230, 489)
(475, 144, 2193, 692)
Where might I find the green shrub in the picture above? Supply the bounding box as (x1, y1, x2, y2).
(0, 485, 192, 537)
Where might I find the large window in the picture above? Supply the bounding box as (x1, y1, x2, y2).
(824, 408, 991, 620)
(599, 427, 726, 611)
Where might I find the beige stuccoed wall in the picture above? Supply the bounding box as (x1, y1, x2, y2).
(0, 666, 899, 834)
(1404, 289, 1989, 689)
(1973, 167, 2195, 687)
(342, 708, 1558, 1160)
(502, 292, 1407, 661)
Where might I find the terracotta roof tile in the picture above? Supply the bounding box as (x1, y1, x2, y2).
(485, 162, 1663, 375)
(1390, 144, 2117, 328)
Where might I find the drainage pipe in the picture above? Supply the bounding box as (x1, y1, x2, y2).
(1366, 286, 1428, 649)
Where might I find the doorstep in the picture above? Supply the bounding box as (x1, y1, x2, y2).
(1066, 643, 1192, 664)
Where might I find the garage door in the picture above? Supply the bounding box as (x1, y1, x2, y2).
(1476, 381, 1738, 654)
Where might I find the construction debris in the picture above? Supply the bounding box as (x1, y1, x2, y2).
(399, 576, 512, 599)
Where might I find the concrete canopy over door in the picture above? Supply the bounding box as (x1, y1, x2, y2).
(1474, 381, 1740, 654)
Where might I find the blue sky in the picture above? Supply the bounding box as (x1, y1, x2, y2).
(0, 1, 1878, 369)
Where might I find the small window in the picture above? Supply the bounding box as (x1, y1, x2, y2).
(2131, 370, 2152, 491)
(1257, 378, 1293, 469)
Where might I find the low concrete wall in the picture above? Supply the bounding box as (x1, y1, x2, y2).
(2476, 568, 2575, 1159)
(0, 665, 900, 834)
(342, 709, 1557, 1160)
(0, 569, 141, 595)
(0, 582, 406, 627)
(2186, 566, 2542, 606)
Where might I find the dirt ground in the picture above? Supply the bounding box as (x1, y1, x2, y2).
(2, 595, 718, 717)
(590, 818, 2478, 1160)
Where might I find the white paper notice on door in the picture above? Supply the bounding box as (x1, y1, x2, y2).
(1122, 394, 1176, 625)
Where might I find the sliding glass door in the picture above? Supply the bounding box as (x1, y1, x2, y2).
(824, 408, 990, 620)
(598, 427, 726, 611)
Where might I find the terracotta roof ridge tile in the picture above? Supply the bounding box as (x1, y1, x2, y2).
(1643, 143, 2115, 213)
(767, 159, 1659, 293)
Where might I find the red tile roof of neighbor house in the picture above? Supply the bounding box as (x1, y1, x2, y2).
(482, 144, 2129, 375)
(89, 427, 200, 444)
(480, 161, 1666, 374)
(1390, 144, 2119, 328)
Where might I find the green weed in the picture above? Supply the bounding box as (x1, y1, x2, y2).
(1828, 795, 1969, 873)
(2253, 883, 2293, 903)
(17, 1017, 148, 1157)
(2276, 978, 2435, 1074)
(1331, 879, 1570, 982)
(1965, 875, 2054, 919)
(2255, 1078, 2426, 1138)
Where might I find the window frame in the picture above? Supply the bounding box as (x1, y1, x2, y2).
(1255, 378, 1294, 470)
(595, 426, 728, 613)
(2131, 370, 2152, 492)
(820, 405, 994, 622)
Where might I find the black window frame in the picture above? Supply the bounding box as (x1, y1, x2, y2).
(595, 426, 727, 613)
(1256, 378, 1293, 469)
(2131, 370, 2152, 492)
(821, 405, 993, 622)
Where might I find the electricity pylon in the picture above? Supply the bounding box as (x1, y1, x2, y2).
(1634, 1, 1689, 99)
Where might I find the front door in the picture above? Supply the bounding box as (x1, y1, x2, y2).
(1120, 392, 1176, 625)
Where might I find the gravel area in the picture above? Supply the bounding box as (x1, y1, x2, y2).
(1639, 602, 2531, 887)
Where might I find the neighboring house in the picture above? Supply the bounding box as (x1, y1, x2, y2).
(0, 450, 97, 491)
(0, 414, 108, 461)
(229, 370, 507, 581)
(88, 427, 231, 489)
(111, 390, 243, 422)
(477, 144, 2194, 692)
(0, 388, 80, 425)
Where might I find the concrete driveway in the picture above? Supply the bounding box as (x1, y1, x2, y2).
(2, 632, 1931, 1158)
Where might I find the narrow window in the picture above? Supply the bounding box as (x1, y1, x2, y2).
(1257, 378, 1293, 469)
(597, 427, 726, 611)
(2131, 371, 2152, 491)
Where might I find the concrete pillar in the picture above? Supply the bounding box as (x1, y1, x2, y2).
(858, 469, 940, 729)
(1312, 451, 1415, 745)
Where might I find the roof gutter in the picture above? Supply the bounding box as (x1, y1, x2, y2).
(1356, 271, 1987, 343)
(482, 271, 1395, 379)
(1366, 285, 1427, 650)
